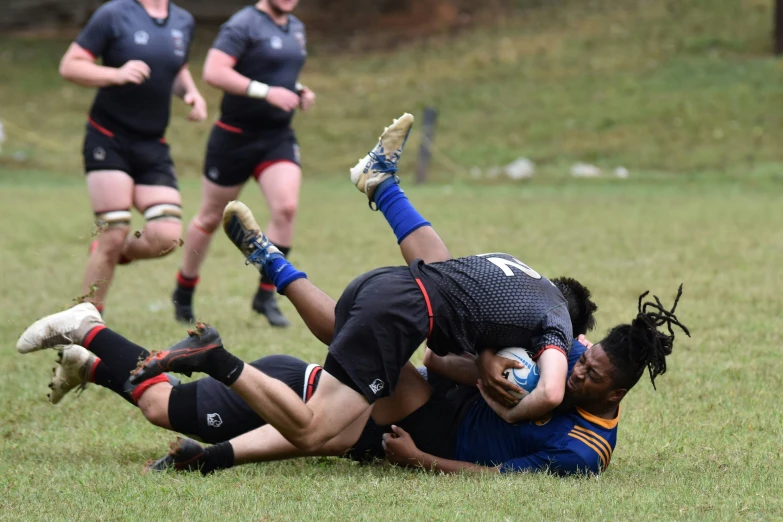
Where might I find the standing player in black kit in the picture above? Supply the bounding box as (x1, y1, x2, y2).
(172, 0, 314, 327)
(133, 113, 583, 455)
(58, 0, 207, 314)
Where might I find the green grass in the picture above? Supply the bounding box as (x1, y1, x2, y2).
(2, 0, 783, 519)
(1, 173, 782, 520)
(1, 0, 782, 180)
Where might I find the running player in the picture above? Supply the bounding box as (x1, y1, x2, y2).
(172, 0, 314, 327)
(58, 0, 207, 314)
(129, 113, 596, 456)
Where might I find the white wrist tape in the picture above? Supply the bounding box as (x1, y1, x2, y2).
(295, 82, 304, 93)
(247, 81, 270, 99)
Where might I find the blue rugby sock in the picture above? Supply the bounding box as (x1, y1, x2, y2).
(372, 178, 431, 244)
(265, 255, 307, 295)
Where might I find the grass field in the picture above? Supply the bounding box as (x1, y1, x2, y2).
(1, 0, 783, 519)
(1, 175, 782, 520)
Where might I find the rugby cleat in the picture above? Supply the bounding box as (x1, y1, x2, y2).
(252, 288, 290, 328)
(17, 302, 104, 354)
(350, 113, 415, 202)
(129, 323, 222, 385)
(48, 344, 95, 404)
(145, 437, 207, 473)
(222, 201, 284, 275)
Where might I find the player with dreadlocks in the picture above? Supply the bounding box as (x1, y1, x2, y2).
(16, 286, 683, 476)
(149, 284, 688, 475)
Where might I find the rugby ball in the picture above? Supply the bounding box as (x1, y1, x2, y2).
(496, 347, 540, 399)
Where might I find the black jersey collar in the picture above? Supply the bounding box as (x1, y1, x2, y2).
(132, 0, 170, 27)
(254, 6, 290, 33)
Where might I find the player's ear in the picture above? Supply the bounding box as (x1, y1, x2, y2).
(608, 388, 627, 404)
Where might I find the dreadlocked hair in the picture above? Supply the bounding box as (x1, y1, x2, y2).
(600, 284, 690, 391)
(552, 277, 598, 336)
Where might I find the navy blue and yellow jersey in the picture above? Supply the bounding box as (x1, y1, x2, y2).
(410, 253, 572, 359)
(76, 0, 195, 139)
(211, 6, 307, 132)
(453, 342, 619, 475)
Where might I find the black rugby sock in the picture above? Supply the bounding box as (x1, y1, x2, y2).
(175, 271, 199, 306)
(205, 347, 244, 387)
(197, 441, 235, 475)
(84, 327, 149, 385)
(90, 360, 135, 405)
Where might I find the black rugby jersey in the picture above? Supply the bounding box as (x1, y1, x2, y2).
(211, 7, 307, 132)
(409, 253, 573, 358)
(76, 0, 195, 139)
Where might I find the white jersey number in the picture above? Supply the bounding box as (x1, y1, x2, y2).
(477, 253, 542, 279)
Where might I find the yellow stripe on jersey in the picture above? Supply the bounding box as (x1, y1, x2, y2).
(568, 431, 607, 470)
(573, 425, 613, 463)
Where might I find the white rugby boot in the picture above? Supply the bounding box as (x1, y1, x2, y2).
(350, 113, 415, 203)
(16, 302, 104, 354)
(49, 345, 95, 404)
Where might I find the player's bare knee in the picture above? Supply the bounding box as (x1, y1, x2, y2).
(271, 201, 298, 226)
(193, 209, 222, 234)
(137, 385, 172, 428)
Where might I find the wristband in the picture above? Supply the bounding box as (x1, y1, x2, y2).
(247, 81, 270, 99)
(295, 82, 304, 93)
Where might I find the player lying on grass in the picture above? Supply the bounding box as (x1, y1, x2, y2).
(121, 114, 601, 461)
(15, 286, 685, 476)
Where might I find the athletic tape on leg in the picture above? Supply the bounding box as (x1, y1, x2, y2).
(144, 203, 182, 222)
(95, 210, 132, 228)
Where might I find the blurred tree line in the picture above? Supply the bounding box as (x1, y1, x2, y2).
(3, 0, 510, 32)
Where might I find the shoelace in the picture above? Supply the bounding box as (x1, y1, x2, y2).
(245, 237, 272, 266)
(368, 151, 399, 174)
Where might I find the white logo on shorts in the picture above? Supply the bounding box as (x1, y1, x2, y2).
(369, 379, 384, 395)
(207, 167, 219, 180)
(270, 36, 283, 49)
(135, 30, 150, 45)
(293, 144, 301, 164)
(93, 147, 106, 161)
(206, 413, 223, 427)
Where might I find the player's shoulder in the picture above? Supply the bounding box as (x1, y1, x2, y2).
(288, 14, 306, 30)
(90, 0, 127, 19)
(169, 2, 195, 25)
(224, 5, 261, 27)
(562, 408, 619, 473)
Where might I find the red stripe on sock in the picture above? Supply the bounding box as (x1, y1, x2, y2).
(260, 282, 276, 292)
(89, 357, 102, 383)
(82, 325, 106, 349)
(131, 374, 171, 403)
(177, 271, 200, 289)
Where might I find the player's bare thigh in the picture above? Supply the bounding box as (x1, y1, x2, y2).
(371, 362, 432, 426)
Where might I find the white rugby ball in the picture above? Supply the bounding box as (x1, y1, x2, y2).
(496, 347, 540, 399)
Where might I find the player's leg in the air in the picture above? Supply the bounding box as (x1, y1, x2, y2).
(350, 113, 451, 265)
(131, 115, 432, 453)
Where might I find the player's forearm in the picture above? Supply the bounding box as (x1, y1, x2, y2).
(59, 58, 120, 88)
(412, 452, 500, 474)
(173, 66, 200, 99)
(423, 348, 479, 387)
(504, 350, 566, 422)
(504, 386, 558, 423)
(203, 61, 252, 96)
